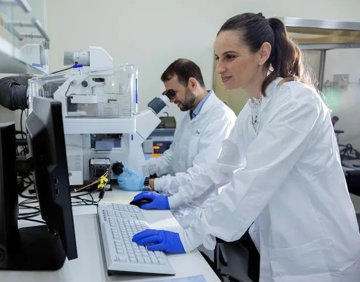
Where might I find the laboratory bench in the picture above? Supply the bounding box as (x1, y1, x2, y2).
(0, 189, 221, 282)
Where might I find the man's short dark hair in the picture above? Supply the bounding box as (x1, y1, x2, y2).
(161, 58, 205, 87)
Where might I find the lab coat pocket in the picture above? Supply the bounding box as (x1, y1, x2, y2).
(269, 238, 332, 280)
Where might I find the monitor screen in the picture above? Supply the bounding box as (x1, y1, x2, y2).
(0, 96, 77, 270)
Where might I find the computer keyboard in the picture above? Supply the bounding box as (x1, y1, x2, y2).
(97, 202, 175, 275)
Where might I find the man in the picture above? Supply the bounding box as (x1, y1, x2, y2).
(116, 58, 236, 227)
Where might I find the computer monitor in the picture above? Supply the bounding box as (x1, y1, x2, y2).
(0, 122, 20, 267)
(0, 96, 77, 270)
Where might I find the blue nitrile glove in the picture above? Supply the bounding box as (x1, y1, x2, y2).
(117, 167, 145, 191)
(132, 191, 170, 210)
(132, 229, 185, 254)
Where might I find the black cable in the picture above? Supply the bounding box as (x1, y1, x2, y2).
(18, 198, 41, 220)
(20, 109, 25, 137)
(22, 176, 34, 188)
(18, 210, 41, 218)
(340, 144, 360, 161)
(17, 172, 35, 197)
(19, 218, 45, 225)
(71, 190, 102, 206)
(50, 65, 74, 74)
(19, 190, 37, 200)
(71, 169, 109, 206)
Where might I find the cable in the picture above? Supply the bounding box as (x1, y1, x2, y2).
(50, 63, 84, 75)
(19, 218, 46, 225)
(50, 65, 75, 74)
(71, 169, 110, 206)
(18, 197, 41, 221)
(73, 170, 109, 193)
(71, 190, 103, 206)
(71, 191, 97, 206)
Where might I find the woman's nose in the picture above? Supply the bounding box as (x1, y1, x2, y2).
(215, 61, 225, 74)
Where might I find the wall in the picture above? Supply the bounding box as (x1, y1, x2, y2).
(46, 0, 360, 118)
(0, 106, 15, 122)
(46, 1, 360, 210)
(323, 48, 360, 150)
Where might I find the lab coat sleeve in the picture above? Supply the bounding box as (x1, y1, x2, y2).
(179, 85, 324, 251)
(154, 114, 236, 197)
(144, 142, 175, 176)
(168, 116, 246, 208)
(143, 113, 187, 177)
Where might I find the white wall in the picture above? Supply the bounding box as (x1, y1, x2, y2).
(323, 49, 360, 150)
(46, 0, 360, 118)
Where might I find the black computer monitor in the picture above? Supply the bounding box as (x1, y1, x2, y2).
(0, 96, 77, 270)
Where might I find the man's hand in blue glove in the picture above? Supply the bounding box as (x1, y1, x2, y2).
(132, 229, 185, 254)
(131, 191, 169, 210)
(117, 167, 145, 191)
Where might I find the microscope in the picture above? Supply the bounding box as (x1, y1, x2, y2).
(27, 46, 174, 186)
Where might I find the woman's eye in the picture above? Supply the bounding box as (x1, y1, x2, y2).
(225, 54, 236, 60)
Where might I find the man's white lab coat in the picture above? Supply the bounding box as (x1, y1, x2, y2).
(144, 90, 236, 227)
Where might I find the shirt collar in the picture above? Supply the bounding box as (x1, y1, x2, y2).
(190, 90, 211, 119)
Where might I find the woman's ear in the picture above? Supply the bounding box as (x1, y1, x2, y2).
(258, 42, 271, 65)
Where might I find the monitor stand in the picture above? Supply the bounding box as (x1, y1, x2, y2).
(0, 225, 66, 270)
(0, 123, 66, 270)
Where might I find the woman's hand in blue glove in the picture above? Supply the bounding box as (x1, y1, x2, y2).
(132, 191, 169, 210)
(117, 167, 145, 191)
(132, 229, 185, 253)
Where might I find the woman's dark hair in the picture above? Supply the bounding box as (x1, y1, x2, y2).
(218, 13, 314, 95)
(161, 58, 205, 87)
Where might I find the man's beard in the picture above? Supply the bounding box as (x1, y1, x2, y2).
(178, 88, 196, 111)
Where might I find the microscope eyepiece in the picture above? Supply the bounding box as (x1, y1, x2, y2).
(163, 89, 175, 100)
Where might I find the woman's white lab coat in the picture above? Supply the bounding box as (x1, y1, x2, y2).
(144, 91, 236, 227)
(175, 79, 360, 281)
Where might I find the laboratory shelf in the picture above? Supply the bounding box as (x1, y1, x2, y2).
(0, 37, 46, 74)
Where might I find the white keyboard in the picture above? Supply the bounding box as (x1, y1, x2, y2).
(97, 202, 175, 275)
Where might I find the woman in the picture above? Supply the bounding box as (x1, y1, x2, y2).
(132, 13, 360, 281)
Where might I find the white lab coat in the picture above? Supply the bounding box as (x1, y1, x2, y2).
(143, 90, 236, 227)
(176, 78, 360, 282)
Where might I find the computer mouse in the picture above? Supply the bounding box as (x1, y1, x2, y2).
(129, 198, 153, 208)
